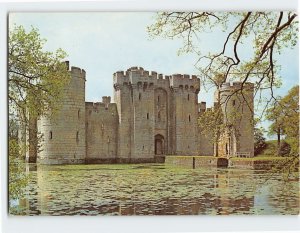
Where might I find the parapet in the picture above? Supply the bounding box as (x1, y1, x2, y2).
(220, 82, 254, 92)
(113, 66, 199, 91)
(64, 61, 86, 80)
(85, 100, 117, 112)
(169, 74, 200, 91)
(113, 66, 170, 87)
(102, 96, 111, 109)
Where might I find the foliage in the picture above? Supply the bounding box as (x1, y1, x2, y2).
(254, 127, 267, 156)
(278, 141, 291, 156)
(198, 106, 224, 143)
(9, 139, 29, 201)
(149, 12, 298, 173)
(8, 25, 70, 124)
(148, 12, 298, 111)
(266, 85, 299, 158)
(8, 25, 70, 203)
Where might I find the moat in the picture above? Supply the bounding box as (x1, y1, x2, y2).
(10, 163, 299, 215)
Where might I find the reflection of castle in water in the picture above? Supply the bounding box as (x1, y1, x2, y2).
(21, 62, 254, 165)
(18, 166, 257, 216)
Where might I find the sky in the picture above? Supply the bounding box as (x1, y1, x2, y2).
(9, 12, 299, 132)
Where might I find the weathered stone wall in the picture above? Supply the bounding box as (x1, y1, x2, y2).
(35, 64, 253, 165)
(198, 104, 214, 156)
(170, 74, 200, 155)
(218, 82, 254, 157)
(85, 101, 118, 163)
(113, 67, 202, 161)
(38, 66, 86, 164)
(113, 82, 132, 161)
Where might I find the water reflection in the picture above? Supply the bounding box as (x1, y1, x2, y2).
(11, 164, 299, 215)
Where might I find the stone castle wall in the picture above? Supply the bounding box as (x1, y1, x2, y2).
(217, 82, 254, 157)
(85, 100, 119, 163)
(33, 63, 254, 164)
(38, 65, 86, 164)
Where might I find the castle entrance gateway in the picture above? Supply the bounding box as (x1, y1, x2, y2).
(155, 134, 164, 155)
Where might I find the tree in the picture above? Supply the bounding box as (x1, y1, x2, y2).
(266, 86, 299, 156)
(265, 85, 299, 174)
(9, 25, 70, 125)
(8, 25, 70, 202)
(148, 12, 298, 111)
(254, 127, 267, 156)
(266, 100, 285, 155)
(148, 12, 298, 164)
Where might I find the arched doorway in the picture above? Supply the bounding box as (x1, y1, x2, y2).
(155, 134, 164, 155)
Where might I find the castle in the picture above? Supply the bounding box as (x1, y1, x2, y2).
(24, 62, 254, 164)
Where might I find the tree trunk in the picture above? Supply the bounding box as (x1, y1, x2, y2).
(277, 128, 281, 156)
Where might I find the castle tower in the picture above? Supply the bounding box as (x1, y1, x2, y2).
(170, 74, 200, 155)
(217, 82, 254, 157)
(38, 63, 86, 164)
(113, 69, 133, 162)
(113, 67, 158, 162)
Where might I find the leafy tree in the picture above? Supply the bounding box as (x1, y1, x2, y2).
(198, 105, 224, 145)
(9, 25, 70, 125)
(8, 25, 70, 202)
(9, 139, 28, 202)
(148, 12, 298, 155)
(148, 12, 298, 111)
(266, 86, 299, 171)
(254, 127, 267, 156)
(278, 141, 291, 157)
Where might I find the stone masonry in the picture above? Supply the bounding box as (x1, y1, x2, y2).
(28, 63, 254, 164)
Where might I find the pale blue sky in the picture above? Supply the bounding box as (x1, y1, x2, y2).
(9, 12, 299, 131)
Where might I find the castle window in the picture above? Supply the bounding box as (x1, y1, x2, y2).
(49, 131, 52, 139)
(147, 113, 149, 119)
(226, 143, 229, 155)
(157, 96, 160, 103)
(232, 100, 236, 106)
(188, 94, 190, 101)
(158, 111, 161, 120)
(189, 115, 191, 122)
(78, 109, 80, 119)
(139, 93, 141, 100)
(76, 131, 79, 143)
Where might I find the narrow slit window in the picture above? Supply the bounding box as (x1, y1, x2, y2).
(147, 113, 149, 119)
(232, 100, 236, 106)
(49, 131, 53, 139)
(78, 109, 80, 119)
(76, 131, 79, 143)
(157, 96, 160, 103)
(189, 115, 191, 122)
(139, 93, 141, 100)
(188, 94, 190, 101)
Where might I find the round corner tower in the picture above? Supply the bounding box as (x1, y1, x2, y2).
(38, 63, 86, 164)
(217, 82, 254, 158)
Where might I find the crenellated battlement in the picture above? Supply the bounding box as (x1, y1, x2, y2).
(169, 74, 200, 93)
(63, 61, 86, 81)
(70, 66, 86, 77)
(37, 61, 254, 164)
(220, 82, 254, 92)
(113, 67, 200, 91)
(85, 101, 117, 113)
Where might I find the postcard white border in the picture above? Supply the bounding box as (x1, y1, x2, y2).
(1, 1, 299, 233)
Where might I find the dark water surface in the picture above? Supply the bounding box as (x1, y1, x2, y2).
(10, 163, 299, 215)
